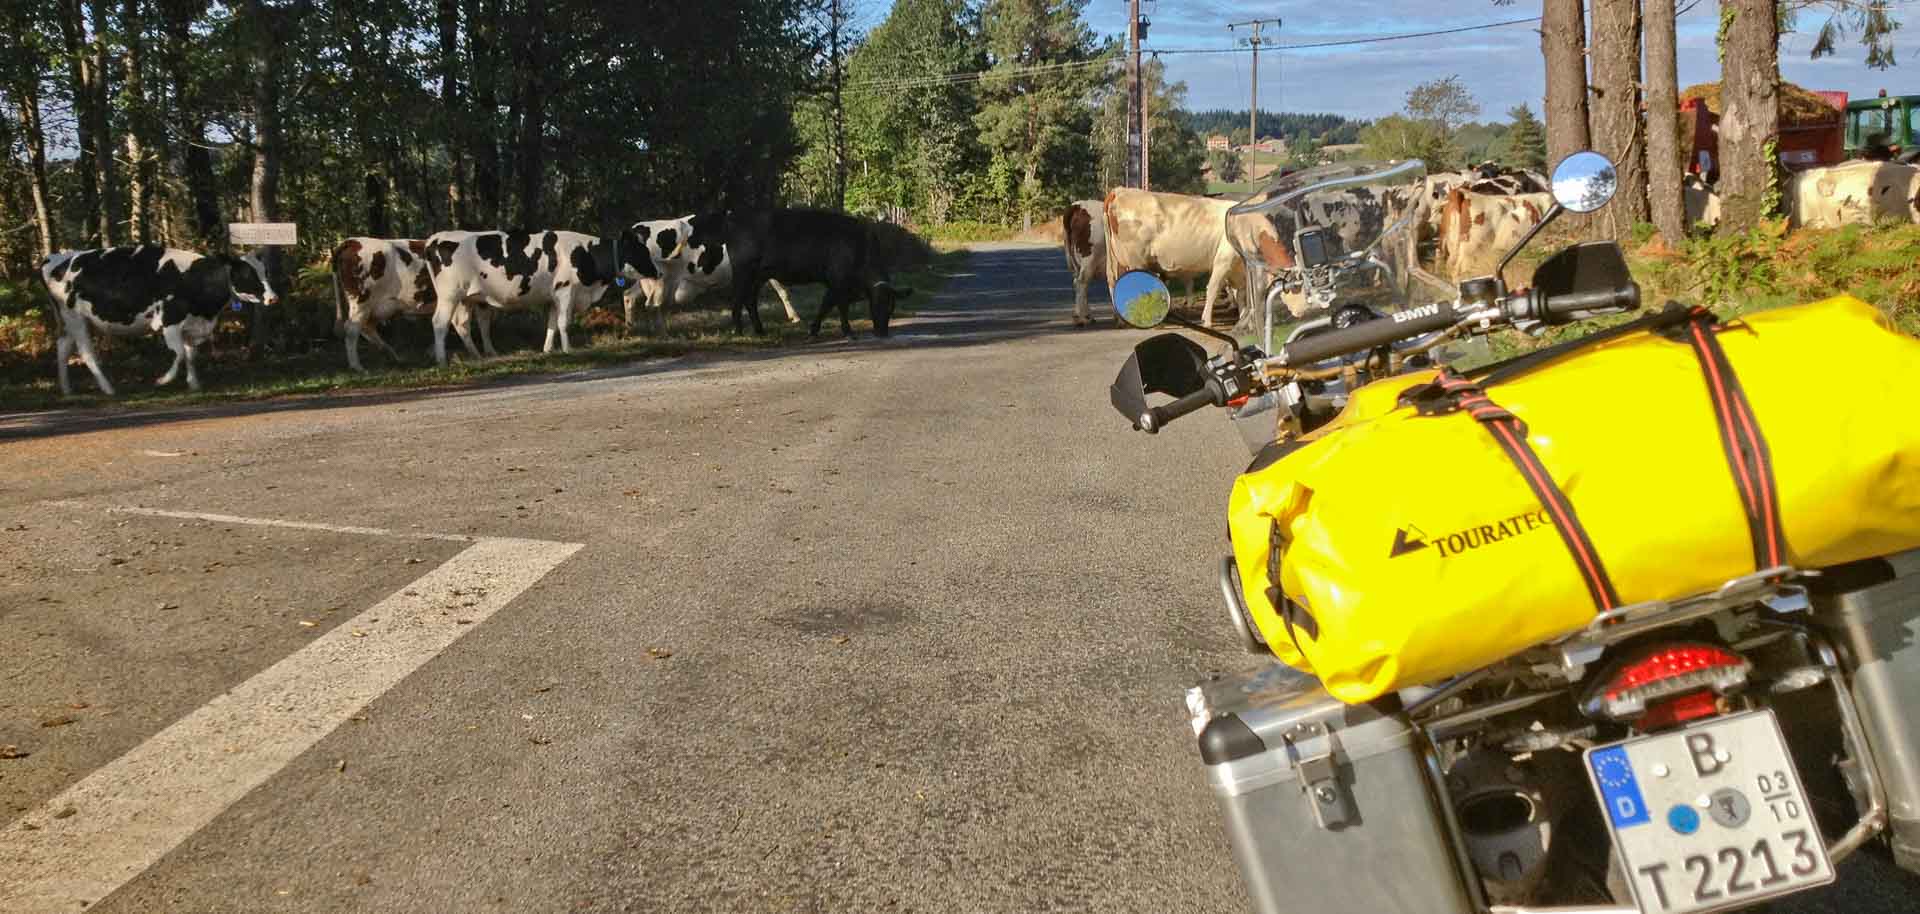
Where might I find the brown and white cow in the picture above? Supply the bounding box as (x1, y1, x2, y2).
(1103, 188, 1243, 326)
(1787, 161, 1920, 229)
(1437, 188, 1553, 281)
(330, 237, 465, 372)
(1062, 199, 1106, 326)
(38, 245, 277, 395)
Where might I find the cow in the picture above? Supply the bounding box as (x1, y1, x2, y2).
(1787, 161, 1920, 229)
(1103, 188, 1243, 327)
(1062, 199, 1106, 326)
(700, 209, 921, 339)
(38, 245, 278, 395)
(421, 229, 651, 366)
(330, 237, 475, 372)
(1437, 188, 1554, 281)
(1683, 174, 1723, 230)
(620, 216, 798, 336)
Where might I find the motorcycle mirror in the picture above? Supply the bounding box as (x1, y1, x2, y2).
(1113, 270, 1173, 329)
(1550, 150, 1619, 214)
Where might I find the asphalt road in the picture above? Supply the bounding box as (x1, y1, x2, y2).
(1, 242, 1911, 913)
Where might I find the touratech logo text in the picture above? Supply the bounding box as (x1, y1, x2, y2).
(1389, 510, 1553, 559)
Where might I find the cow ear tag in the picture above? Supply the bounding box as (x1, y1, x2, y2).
(231, 300, 245, 312)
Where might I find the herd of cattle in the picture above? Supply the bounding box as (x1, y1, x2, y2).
(36, 209, 922, 395)
(1065, 158, 1920, 328)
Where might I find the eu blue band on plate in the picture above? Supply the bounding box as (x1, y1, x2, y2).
(1591, 746, 1651, 828)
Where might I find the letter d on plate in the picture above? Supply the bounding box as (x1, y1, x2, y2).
(1591, 746, 1651, 828)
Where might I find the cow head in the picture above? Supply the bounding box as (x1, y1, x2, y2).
(223, 252, 280, 307)
(869, 281, 911, 337)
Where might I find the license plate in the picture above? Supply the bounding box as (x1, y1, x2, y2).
(1585, 710, 1834, 914)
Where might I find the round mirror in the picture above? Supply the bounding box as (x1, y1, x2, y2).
(1550, 151, 1619, 214)
(1113, 270, 1173, 329)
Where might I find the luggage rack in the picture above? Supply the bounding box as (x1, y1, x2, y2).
(1550, 565, 1812, 676)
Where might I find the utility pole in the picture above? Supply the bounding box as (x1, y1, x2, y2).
(1126, 0, 1143, 188)
(830, 0, 846, 209)
(1228, 17, 1281, 183)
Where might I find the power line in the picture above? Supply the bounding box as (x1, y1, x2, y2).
(837, 16, 1546, 96)
(1148, 17, 1543, 56)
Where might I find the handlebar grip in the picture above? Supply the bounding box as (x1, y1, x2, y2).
(1278, 302, 1461, 367)
(1537, 282, 1641, 323)
(1140, 386, 1219, 433)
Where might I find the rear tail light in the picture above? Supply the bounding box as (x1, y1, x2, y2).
(1581, 643, 1751, 722)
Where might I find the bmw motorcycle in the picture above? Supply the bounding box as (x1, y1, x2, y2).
(1108, 152, 1920, 914)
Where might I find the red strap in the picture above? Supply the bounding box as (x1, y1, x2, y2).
(1680, 315, 1789, 571)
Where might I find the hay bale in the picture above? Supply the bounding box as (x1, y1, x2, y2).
(1680, 81, 1844, 127)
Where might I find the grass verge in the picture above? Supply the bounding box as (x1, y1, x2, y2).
(0, 249, 969, 413)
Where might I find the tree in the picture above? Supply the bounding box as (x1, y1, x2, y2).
(1093, 57, 1205, 195)
(1209, 149, 1245, 183)
(1719, 0, 1780, 230)
(1800, 1, 1903, 68)
(1361, 115, 1457, 171)
(1590, 0, 1649, 236)
(974, 0, 1106, 231)
(1645, 0, 1686, 243)
(1539, 0, 1591, 168)
(1504, 105, 1546, 171)
(1405, 75, 1480, 134)
(0, 0, 58, 258)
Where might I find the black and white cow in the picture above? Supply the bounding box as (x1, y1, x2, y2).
(701, 209, 920, 338)
(621, 216, 797, 335)
(421, 229, 650, 365)
(39, 245, 278, 395)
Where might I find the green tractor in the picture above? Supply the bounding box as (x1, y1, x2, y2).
(1844, 91, 1920, 163)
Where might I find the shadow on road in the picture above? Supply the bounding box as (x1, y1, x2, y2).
(0, 243, 1118, 443)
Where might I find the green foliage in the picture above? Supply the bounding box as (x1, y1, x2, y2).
(1208, 149, 1246, 183)
(1361, 115, 1459, 171)
(1797, 0, 1904, 69)
(1185, 111, 1363, 146)
(1680, 219, 1788, 307)
(1405, 75, 1481, 134)
(973, 0, 1109, 229)
(1719, 6, 1738, 63)
(1761, 137, 1783, 214)
(1504, 104, 1548, 171)
(1090, 57, 1207, 195)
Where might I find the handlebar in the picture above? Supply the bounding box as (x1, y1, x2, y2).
(1276, 301, 1464, 367)
(1139, 385, 1219, 433)
(1512, 282, 1642, 324)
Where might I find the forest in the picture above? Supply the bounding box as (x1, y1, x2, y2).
(0, 0, 1226, 282)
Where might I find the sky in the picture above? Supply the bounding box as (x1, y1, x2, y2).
(1063, 1, 1918, 122)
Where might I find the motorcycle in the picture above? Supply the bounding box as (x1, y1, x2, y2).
(1108, 152, 1920, 914)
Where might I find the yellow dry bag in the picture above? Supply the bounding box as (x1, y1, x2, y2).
(1229, 296, 1920, 703)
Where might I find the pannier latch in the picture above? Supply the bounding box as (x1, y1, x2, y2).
(1283, 721, 1355, 830)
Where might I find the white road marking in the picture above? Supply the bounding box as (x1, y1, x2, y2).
(42, 499, 477, 541)
(0, 518, 582, 913)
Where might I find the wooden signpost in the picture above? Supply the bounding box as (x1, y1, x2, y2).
(228, 222, 298, 246)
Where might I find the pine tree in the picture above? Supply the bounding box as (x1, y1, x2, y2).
(1506, 104, 1547, 171)
(974, 0, 1107, 231)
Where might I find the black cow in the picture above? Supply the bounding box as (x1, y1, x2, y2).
(39, 245, 279, 395)
(693, 209, 921, 339)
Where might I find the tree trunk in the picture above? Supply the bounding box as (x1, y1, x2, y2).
(245, 0, 288, 352)
(514, 0, 545, 226)
(1718, 0, 1779, 231)
(1540, 0, 1591, 169)
(467, 0, 500, 227)
(436, 0, 466, 227)
(86, 0, 115, 245)
(57, 0, 105, 246)
(122, 0, 152, 243)
(1643, 0, 1685, 243)
(1589, 0, 1649, 238)
(15, 87, 57, 260)
(158, 0, 219, 245)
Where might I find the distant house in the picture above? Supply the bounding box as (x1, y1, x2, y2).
(1255, 137, 1286, 154)
(1206, 134, 1232, 151)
